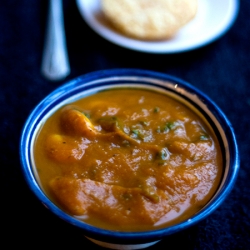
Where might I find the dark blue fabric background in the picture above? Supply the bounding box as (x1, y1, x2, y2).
(1, 1, 249, 249)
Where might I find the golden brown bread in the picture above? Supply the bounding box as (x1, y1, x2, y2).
(101, 0, 198, 40)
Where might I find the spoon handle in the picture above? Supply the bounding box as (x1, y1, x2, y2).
(41, 0, 70, 81)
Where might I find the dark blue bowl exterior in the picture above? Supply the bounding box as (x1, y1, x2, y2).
(20, 69, 239, 244)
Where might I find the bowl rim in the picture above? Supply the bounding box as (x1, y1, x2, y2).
(20, 68, 240, 243)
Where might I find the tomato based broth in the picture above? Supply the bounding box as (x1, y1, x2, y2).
(34, 88, 223, 231)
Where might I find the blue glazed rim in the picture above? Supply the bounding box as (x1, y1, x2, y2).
(20, 69, 239, 244)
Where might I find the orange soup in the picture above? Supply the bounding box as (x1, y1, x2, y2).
(33, 88, 223, 231)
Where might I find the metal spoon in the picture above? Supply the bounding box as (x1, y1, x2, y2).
(41, 0, 70, 81)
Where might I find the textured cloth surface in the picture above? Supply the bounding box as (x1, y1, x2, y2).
(1, 1, 249, 249)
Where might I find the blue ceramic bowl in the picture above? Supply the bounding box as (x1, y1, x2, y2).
(20, 69, 239, 250)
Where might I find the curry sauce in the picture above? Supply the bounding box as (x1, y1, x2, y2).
(34, 88, 223, 231)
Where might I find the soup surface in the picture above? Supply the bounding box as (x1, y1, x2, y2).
(34, 88, 223, 231)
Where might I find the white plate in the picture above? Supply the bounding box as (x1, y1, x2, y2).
(76, 0, 239, 53)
